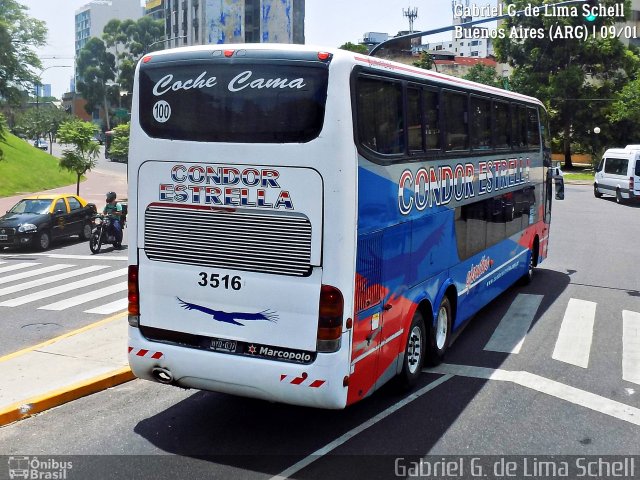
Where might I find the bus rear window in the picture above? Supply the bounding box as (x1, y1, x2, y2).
(138, 62, 328, 143)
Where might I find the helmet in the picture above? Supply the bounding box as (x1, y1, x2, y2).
(106, 192, 117, 203)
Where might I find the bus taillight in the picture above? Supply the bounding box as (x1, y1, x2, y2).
(128, 265, 140, 326)
(317, 285, 343, 353)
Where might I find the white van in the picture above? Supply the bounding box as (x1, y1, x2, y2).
(594, 146, 640, 203)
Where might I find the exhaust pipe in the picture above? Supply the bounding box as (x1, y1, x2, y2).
(151, 367, 173, 384)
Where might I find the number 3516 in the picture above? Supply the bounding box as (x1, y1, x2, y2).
(198, 272, 242, 290)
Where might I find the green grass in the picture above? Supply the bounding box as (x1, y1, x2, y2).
(0, 133, 78, 197)
(563, 172, 595, 181)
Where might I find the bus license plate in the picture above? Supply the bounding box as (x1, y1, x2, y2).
(211, 338, 237, 353)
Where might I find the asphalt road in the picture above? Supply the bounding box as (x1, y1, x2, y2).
(0, 185, 638, 480)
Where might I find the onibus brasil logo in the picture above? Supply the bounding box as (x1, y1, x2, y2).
(8, 456, 73, 479)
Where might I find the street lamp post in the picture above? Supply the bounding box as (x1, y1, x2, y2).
(35, 65, 72, 110)
(592, 126, 601, 168)
(33, 65, 72, 154)
(147, 35, 188, 52)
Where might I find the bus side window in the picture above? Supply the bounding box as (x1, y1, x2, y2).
(424, 89, 441, 151)
(471, 96, 491, 150)
(357, 77, 404, 155)
(407, 87, 423, 152)
(494, 101, 510, 149)
(527, 108, 540, 148)
(444, 90, 469, 152)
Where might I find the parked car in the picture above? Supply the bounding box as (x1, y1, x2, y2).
(34, 138, 48, 150)
(0, 194, 97, 251)
(594, 146, 640, 203)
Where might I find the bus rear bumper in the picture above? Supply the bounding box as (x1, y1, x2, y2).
(128, 326, 349, 409)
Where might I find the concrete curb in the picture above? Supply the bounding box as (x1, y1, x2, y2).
(0, 313, 131, 427)
(0, 367, 134, 427)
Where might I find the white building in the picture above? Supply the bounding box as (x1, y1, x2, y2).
(75, 0, 144, 54)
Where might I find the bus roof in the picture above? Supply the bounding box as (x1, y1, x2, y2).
(139, 43, 544, 108)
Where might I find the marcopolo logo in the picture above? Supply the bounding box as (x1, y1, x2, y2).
(8, 456, 73, 480)
(247, 344, 313, 364)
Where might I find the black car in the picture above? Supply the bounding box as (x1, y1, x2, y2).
(0, 195, 97, 251)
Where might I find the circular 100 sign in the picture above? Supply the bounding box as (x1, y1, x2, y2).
(153, 100, 171, 123)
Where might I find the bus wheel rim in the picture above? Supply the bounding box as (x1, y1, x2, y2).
(407, 325, 422, 374)
(436, 307, 448, 350)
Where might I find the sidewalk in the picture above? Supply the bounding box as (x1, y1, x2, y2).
(0, 166, 132, 427)
(0, 315, 134, 426)
(0, 166, 128, 213)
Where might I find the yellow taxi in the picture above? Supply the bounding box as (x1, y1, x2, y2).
(0, 194, 97, 250)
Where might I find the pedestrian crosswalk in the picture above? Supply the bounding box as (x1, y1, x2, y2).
(0, 261, 126, 315)
(484, 294, 543, 354)
(622, 310, 640, 385)
(484, 293, 640, 386)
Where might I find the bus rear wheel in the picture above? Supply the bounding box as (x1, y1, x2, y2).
(397, 311, 426, 389)
(425, 297, 452, 367)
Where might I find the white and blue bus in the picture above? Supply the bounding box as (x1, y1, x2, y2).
(127, 44, 558, 409)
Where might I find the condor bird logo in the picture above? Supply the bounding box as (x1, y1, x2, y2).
(177, 298, 278, 326)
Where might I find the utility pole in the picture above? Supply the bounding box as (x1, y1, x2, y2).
(403, 6, 418, 33)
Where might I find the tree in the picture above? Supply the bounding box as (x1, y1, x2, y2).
(339, 42, 369, 54)
(16, 106, 70, 153)
(57, 119, 100, 195)
(75, 37, 116, 130)
(494, 0, 636, 167)
(0, 0, 47, 105)
(609, 76, 640, 124)
(412, 51, 434, 70)
(108, 122, 130, 163)
(0, 113, 7, 161)
(463, 64, 503, 88)
(102, 17, 164, 105)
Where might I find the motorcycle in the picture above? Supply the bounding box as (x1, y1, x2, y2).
(89, 214, 122, 253)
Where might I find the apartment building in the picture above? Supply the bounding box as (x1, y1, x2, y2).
(75, 0, 144, 54)
(148, 0, 305, 49)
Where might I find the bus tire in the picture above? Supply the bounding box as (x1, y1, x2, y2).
(519, 241, 538, 286)
(425, 297, 452, 367)
(616, 188, 624, 204)
(397, 310, 427, 389)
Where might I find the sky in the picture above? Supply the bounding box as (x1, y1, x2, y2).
(19, 0, 454, 98)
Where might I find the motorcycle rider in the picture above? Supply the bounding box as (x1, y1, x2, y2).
(103, 191, 123, 249)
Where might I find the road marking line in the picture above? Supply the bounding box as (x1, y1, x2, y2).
(484, 294, 543, 354)
(84, 298, 128, 315)
(428, 363, 640, 426)
(0, 262, 40, 274)
(0, 265, 108, 297)
(0, 312, 127, 363)
(269, 374, 453, 480)
(0, 268, 127, 307)
(39, 283, 127, 311)
(623, 310, 640, 385)
(15, 253, 127, 261)
(0, 264, 75, 285)
(552, 298, 596, 368)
